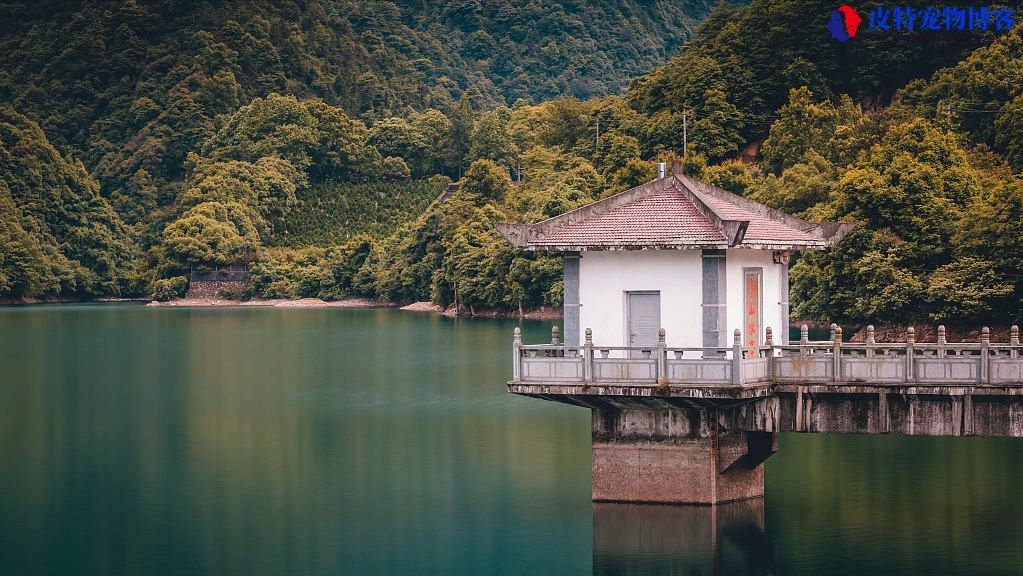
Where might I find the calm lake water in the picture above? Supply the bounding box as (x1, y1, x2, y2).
(0, 303, 1021, 575)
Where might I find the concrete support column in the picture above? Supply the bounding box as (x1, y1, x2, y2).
(563, 252, 581, 347)
(702, 249, 728, 349)
(591, 406, 775, 505)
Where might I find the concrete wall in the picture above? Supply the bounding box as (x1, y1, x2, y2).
(185, 280, 247, 299)
(576, 249, 785, 349)
(578, 250, 703, 348)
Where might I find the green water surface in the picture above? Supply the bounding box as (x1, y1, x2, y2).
(0, 303, 1020, 575)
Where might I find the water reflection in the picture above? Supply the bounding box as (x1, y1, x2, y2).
(593, 499, 776, 575)
(0, 305, 591, 576)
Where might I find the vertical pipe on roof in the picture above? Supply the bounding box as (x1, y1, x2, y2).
(657, 162, 666, 179)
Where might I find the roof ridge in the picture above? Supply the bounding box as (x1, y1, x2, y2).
(495, 174, 856, 251)
(495, 175, 679, 248)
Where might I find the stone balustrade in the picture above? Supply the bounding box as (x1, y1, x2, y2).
(512, 324, 1023, 387)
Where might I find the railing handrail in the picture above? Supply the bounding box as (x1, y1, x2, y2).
(517, 344, 765, 353)
(512, 324, 1023, 387)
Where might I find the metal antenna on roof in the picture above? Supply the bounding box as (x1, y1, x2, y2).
(595, 114, 600, 150)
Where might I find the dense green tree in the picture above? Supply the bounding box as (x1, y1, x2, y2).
(749, 152, 837, 218)
(455, 159, 513, 207)
(409, 109, 451, 177)
(761, 87, 839, 175)
(0, 180, 50, 297)
(435, 204, 512, 310)
(304, 101, 370, 183)
(705, 160, 758, 198)
(179, 157, 299, 235)
(689, 89, 745, 162)
(450, 95, 475, 178)
(469, 108, 518, 172)
(593, 133, 641, 177)
(160, 201, 258, 269)
(790, 119, 984, 323)
(367, 116, 426, 172)
(901, 29, 1023, 170)
(536, 97, 590, 153)
(0, 107, 134, 297)
(202, 93, 317, 171)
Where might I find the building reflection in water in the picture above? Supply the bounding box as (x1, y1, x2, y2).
(593, 499, 776, 575)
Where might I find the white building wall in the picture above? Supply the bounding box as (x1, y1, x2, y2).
(725, 249, 783, 346)
(575, 249, 785, 349)
(577, 250, 704, 348)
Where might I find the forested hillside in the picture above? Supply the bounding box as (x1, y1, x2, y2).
(2, 0, 1023, 326)
(340, 0, 719, 107)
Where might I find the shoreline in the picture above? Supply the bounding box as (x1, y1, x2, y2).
(0, 298, 1011, 339)
(0, 295, 565, 319)
(146, 297, 398, 308)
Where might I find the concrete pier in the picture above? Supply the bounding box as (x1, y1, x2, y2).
(592, 407, 776, 504)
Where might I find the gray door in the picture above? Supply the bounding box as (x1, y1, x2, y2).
(627, 292, 660, 358)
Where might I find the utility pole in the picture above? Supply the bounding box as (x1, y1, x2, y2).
(595, 114, 600, 150)
(683, 108, 688, 157)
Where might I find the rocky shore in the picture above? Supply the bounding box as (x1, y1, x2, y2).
(147, 297, 396, 308)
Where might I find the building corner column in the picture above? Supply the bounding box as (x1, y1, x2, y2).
(702, 249, 728, 349)
(563, 252, 581, 347)
(780, 259, 789, 345)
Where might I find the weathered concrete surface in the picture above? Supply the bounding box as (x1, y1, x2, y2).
(512, 381, 1023, 437)
(777, 384, 1023, 437)
(593, 499, 774, 575)
(591, 407, 776, 504)
(507, 382, 775, 411)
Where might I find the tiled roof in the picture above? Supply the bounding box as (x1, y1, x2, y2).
(493, 175, 855, 251)
(531, 187, 726, 246)
(699, 194, 823, 246)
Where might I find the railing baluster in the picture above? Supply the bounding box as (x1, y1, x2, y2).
(906, 327, 915, 383)
(732, 329, 742, 385)
(657, 328, 666, 383)
(833, 326, 842, 382)
(583, 328, 593, 382)
(513, 327, 521, 382)
(981, 327, 990, 383)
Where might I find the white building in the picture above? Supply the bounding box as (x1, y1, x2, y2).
(496, 167, 855, 350)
